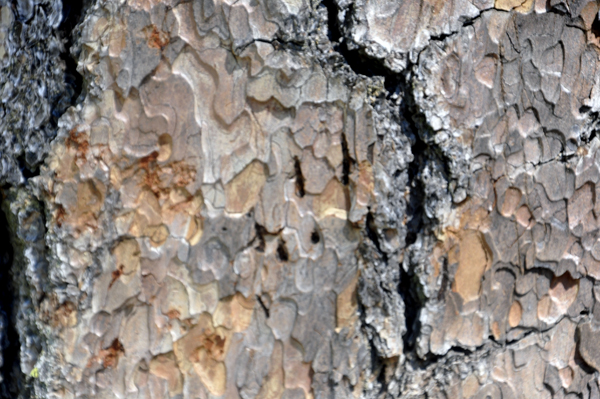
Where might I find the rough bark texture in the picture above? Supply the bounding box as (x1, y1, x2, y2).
(2, 0, 600, 398)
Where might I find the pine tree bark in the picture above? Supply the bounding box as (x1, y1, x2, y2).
(2, 0, 600, 398)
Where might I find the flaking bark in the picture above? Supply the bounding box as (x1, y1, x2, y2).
(2, 0, 600, 398)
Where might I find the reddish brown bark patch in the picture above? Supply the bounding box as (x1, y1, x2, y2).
(66, 127, 90, 161)
(99, 339, 125, 368)
(147, 25, 169, 49)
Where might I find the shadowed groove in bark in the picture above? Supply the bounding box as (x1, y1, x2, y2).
(341, 132, 353, 185)
(322, 0, 341, 43)
(322, 0, 461, 378)
(293, 156, 306, 197)
(0, 0, 92, 394)
(593, 14, 600, 40)
(396, 69, 456, 354)
(16, 155, 38, 181)
(398, 267, 421, 352)
(365, 211, 386, 259)
(53, 0, 88, 114)
(0, 191, 26, 398)
(404, 124, 427, 248)
(276, 238, 289, 262)
(255, 223, 268, 252)
(310, 230, 320, 244)
(321, 0, 401, 90)
(257, 295, 270, 318)
(8, 0, 87, 177)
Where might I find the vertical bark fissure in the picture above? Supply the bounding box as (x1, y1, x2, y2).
(0, 0, 90, 394)
(398, 71, 453, 356)
(0, 191, 24, 398)
(55, 0, 87, 114)
(321, 0, 489, 387)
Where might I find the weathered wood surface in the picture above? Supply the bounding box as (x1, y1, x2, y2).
(1, 0, 600, 398)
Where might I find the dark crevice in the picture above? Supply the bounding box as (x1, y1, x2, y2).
(548, 1, 568, 14)
(257, 295, 270, 318)
(588, 128, 599, 144)
(324, 0, 452, 366)
(397, 66, 451, 358)
(254, 223, 267, 252)
(560, 151, 577, 163)
(593, 16, 600, 40)
(337, 39, 402, 93)
(310, 230, 320, 244)
(427, 31, 458, 43)
(365, 211, 386, 261)
(401, 73, 452, 181)
(337, 39, 386, 78)
(362, 339, 386, 394)
(60, 1, 89, 34)
(293, 156, 306, 198)
(322, 0, 401, 92)
(253, 223, 286, 255)
(404, 129, 427, 246)
(234, 37, 305, 55)
(376, 358, 387, 394)
(0, 2, 90, 395)
(276, 239, 289, 262)
(340, 132, 353, 185)
(399, 265, 420, 352)
(16, 155, 39, 181)
(437, 257, 449, 301)
(52, 0, 89, 128)
(322, 0, 341, 42)
(582, 111, 599, 145)
(11, 0, 88, 174)
(0, 191, 25, 398)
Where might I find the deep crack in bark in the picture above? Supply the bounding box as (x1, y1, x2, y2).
(0, 191, 24, 398)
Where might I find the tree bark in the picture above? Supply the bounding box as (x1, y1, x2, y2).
(2, 0, 600, 398)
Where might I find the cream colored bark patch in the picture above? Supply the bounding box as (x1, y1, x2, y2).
(149, 352, 183, 396)
(356, 161, 374, 207)
(500, 187, 522, 217)
(508, 300, 522, 328)
(213, 293, 255, 332)
(313, 178, 348, 220)
(337, 276, 358, 330)
(192, 348, 228, 396)
(256, 341, 285, 399)
(495, 0, 534, 13)
(173, 314, 231, 396)
(225, 160, 267, 214)
(112, 239, 141, 285)
(157, 133, 173, 162)
(537, 273, 579, 324)
(452, 230, 491, 302)
(548, 272, 579, 311)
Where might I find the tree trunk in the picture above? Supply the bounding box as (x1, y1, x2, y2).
(1, 0, 600, 398)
